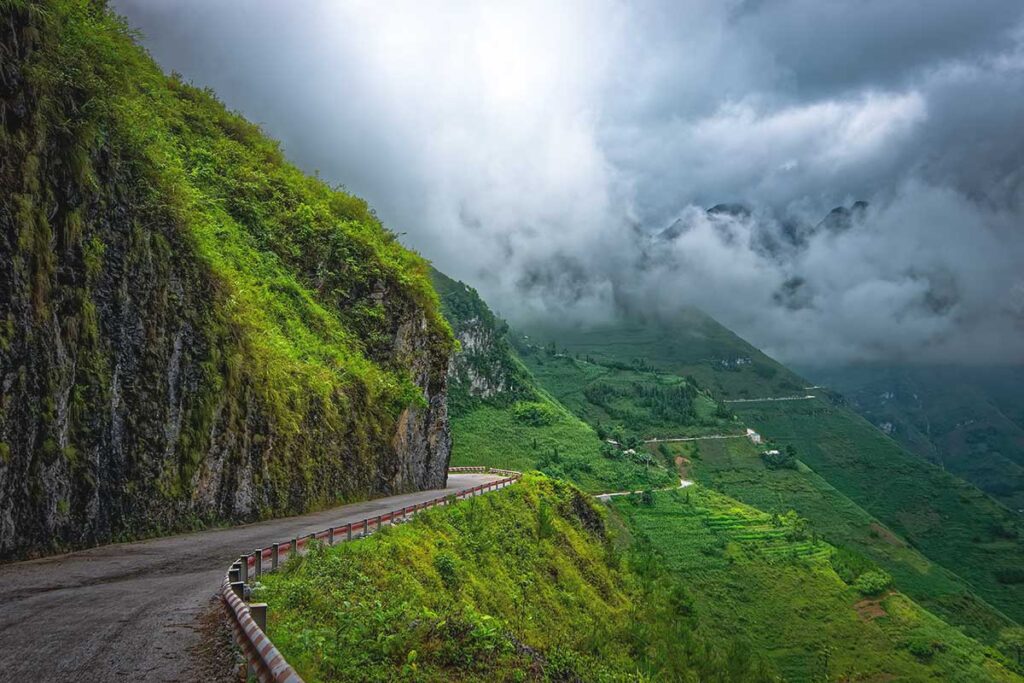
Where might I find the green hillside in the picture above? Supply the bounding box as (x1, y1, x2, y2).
(515, 341, 735, 440)
(667, 435, 1016, 642)
(255, 475, 775, 682)
(732, 396, 1024, 626)
(798, 365, 1024, 511)
(524, 311, 807, 398)
(522, 316, 1024, 639)
(433, 288, 1023, 679)
(616, 486, 1018, 681)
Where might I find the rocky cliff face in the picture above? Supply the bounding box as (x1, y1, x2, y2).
(448, 317, 513, 400)
(0, 1, 452, 558)
(430, 269, 533, 414)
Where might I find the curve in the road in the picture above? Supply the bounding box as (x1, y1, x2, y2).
(0, 471, 505, 682)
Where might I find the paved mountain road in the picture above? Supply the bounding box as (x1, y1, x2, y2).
(0, 473, 500, 682)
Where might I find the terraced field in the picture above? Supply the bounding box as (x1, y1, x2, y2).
(730, 396, 1024, 626)
(672, 434, 1018, 642)
(612, 487, 1020, 682)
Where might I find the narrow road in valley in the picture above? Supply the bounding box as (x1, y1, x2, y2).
(0, 473, 501, 683)
(595, 478, 694, 502)
(723, 394, 816, 403)
(643, 434, 746, 443)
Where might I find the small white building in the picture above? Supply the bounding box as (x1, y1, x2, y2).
(745, 428, 762, 445)
(763, 449, 780, 457)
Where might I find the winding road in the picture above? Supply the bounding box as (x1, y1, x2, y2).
(0, 472, 501, 682)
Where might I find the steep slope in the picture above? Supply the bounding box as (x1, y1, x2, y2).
(430, 268, 533, 413)
(0, 0, 453, 558)
(255, 475, 778, 682)
(798, 364, 1024, 511)
(523, 314, 1024, 632)
(617, 486, 1018, 681)
(433, 286, 1023, 678)
(433, 271, 675, 492)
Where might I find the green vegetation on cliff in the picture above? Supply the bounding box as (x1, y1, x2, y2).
(0, 0, 453, 557)
(255, 475, 775, 682)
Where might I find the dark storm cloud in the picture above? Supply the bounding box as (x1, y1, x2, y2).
(112, 0, 1024, 364)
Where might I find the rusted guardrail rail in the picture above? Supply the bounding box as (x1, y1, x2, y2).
(220, 467, 522, 682)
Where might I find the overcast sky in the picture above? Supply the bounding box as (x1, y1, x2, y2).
(113, 0, 1024, 365)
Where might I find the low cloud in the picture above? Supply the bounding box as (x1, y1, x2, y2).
(113, 0, 1024, 364)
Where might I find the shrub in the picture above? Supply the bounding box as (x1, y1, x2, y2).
(513, 401, 559, 426)
(434, 551, 458, 590)
(829, 547, 876, 585)
(853, 570, 893, 596)
(905, 636, 945, 661)
(761, 445, 798, 470)
(536, 499, 555, 540)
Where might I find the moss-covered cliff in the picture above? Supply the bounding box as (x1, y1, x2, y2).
(0, 0, 454, 558)
(430, 268, 533, 415)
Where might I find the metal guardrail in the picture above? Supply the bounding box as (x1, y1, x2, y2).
(220, 467, 522, 682)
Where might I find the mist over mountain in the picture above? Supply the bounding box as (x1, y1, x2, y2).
(112, 0, 1024, 364)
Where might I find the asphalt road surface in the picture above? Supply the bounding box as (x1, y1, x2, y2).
(0, 472, 500, 682)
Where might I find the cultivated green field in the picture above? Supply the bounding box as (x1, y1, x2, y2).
(614, 487, 1020, 681)
(731, 396, 1024, 626)
(674, 436, 1017, 642)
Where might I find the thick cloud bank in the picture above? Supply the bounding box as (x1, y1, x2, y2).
(113, 0, 1024, 364)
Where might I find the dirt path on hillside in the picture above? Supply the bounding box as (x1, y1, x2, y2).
(0, 473, 500, 682)
(594, 478, 694, 501)
(643, 434, 747, 443)
(722, 395, 816, 403)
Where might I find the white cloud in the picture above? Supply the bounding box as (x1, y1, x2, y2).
(114, 0, 1024, 363)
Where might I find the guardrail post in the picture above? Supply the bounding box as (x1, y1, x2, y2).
(250, 603, 268, 633)
(290, 538, 297, 558)
(363, 519, 369, 536)
(254, 549, 262, 578)
(375, 515, 382, 532)
(230, 581, 245, 600)
(228, 564, 240, 584)
(271, 543, 279, 570)
(347, 524, 353, 541)
(328, 527, 335, 545)
(239, 556, 248, 583)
